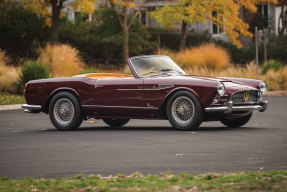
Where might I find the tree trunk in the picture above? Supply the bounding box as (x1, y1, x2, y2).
(118, 6, 129, 65)
(122, 26, 129, 65)
(51, 0, 63, 45)
(180, 20, 187, 51)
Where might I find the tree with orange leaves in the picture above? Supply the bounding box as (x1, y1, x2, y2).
(150, 0, 277, 50)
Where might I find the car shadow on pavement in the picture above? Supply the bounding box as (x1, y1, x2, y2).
(197, 126, 263, 131)
(38, 126, 264, 132)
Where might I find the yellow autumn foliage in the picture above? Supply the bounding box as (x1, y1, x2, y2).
(157, 44, 230, 70)
(175, 44, 230, 70)
(155, 48, 287, 91)
(0, 50, 19, 93)
(38, 44, 84, 77)
(150, 0, 277, 48)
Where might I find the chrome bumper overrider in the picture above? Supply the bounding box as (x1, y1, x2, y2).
(21, 104, 41, 113)
(205, 101, 267, 113)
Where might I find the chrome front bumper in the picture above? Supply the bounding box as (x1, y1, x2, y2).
(21, 104, 41, 113)
(205, 101, 267, 113)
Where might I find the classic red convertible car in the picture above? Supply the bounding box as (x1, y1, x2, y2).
(22, 55, 267, 130)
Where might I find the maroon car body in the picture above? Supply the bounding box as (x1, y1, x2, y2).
(22, 55, 268, 130)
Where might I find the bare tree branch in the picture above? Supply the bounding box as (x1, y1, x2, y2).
(109, 0, 124, 26)
(128, 7, 141, 29)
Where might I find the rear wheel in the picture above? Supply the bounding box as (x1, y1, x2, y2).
(220, 112, 252, 127)
(49, 92, 83, 131)
(103, 119, 130, 127)
(166, 90, 204, 130)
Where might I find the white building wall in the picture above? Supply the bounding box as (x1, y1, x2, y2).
(274, 6, 282, 35)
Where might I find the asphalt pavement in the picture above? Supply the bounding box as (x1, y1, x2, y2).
(0, 96, 286, 179)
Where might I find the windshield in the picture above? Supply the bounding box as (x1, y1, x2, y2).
(130, 56, 186, 77)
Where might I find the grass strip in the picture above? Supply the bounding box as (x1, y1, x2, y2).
(0, 170, 286, 192)
(0, 92, 25, 105)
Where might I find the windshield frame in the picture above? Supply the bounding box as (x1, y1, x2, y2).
(128, 55, 185, 78)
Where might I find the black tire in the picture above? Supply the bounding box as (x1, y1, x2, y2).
(166, 90, 204, 130)
(49, 92, 83, 131)
(220, 112, 252, 127)
(103, 119, 130, 127)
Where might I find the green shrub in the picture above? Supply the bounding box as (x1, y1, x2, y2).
(148, 27, 209, 51)
(59, 9, 156, 65)
(80, 66, 100, 74)
(262, 60, 283, 74)
(0, 2, 49, 60)
(268, 35, 287, 64)
(19, 61, 50, 90)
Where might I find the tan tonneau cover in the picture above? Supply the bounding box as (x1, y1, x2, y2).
(74, 73, 134, 80)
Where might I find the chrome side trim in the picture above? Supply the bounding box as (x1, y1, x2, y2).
(155, 84, 174, 90)
(82, 105, 158, 110)
(117, 84, 174, 91)
(21, 104, 41, 112)
(117, 88, 143, 91)
(205, 101, 268, 113)
(144, 84, 174, 91)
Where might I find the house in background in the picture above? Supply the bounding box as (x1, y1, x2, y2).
(140, 0, 285, 44)
(64, 0, 286, 45)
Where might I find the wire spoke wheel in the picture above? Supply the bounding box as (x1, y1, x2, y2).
(167, 91, 203, 130)
(171, 96, 195, 124)
(54, 98, 75, 125)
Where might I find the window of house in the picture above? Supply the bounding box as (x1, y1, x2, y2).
(140, 10, 146, 25)
(212, 11, 221, 34)
(258, 4, 269, 29)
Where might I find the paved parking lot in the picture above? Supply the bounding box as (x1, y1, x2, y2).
(0, 96, 286, 179)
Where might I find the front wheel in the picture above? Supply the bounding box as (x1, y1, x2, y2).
(103, 119, 130, 127)
(49, 92, 83, 131)
(166, 91, 204, 130)
(220, 112, 252, 127)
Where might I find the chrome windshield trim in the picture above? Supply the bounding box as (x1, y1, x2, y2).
(129, 56, 185, 78)
(82, 105, 158, 110)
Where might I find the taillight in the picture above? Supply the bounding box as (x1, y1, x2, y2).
(24, 83, 27, 94)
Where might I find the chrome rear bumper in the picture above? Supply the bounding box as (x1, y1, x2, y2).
(205, 101, 267, 113)
(21, 104, 41, 113)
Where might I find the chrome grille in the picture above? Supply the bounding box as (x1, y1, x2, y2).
(231, 90, 259, 104)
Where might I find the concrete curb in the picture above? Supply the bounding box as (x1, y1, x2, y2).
(0, 104, 22, 111)
(264, 91, 287, 96)
(0, 91, 287, 111)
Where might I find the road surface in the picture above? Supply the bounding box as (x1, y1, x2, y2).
(0, 96, 286, 179)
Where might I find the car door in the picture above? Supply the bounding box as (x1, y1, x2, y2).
(143, 77, 175, 111)
(90, 78, 147, 118)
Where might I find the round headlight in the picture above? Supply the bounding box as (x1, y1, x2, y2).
(259, 81, 267, 94)
(217, 83, 225, 96)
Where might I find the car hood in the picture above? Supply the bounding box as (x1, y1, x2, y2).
(157, 74, 258, 92)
